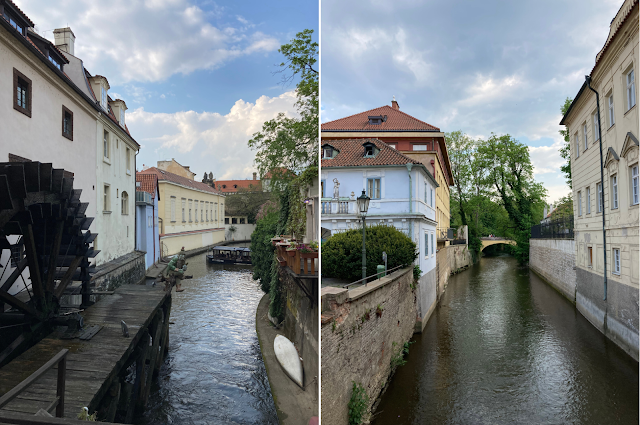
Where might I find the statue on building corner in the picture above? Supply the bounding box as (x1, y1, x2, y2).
(333, 178, 340, 200)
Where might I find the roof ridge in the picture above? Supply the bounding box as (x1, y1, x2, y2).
(321, 105, 440, 131)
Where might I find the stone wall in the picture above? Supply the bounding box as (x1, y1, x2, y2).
(415, 268, 436, 332)
(279, 267, 319, 402)
(448, 243, 471, 274)
(529, 239, 577, 302)
(320, 268, 416, 425)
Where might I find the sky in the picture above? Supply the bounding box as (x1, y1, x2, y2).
(15, 0, 318, 180)
(321, 0, 623, 204)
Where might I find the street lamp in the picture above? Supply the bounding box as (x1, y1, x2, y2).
(357, 190, 370, 281)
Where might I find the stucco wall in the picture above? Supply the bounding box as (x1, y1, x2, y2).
(415, 267, 436, 332)
(224, 223, 255, 241)
(529, 239, 577, 301)
(320, 268, 416, 425)
(136, 200, 160, 270)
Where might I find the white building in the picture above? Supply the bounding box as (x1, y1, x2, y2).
(321, 138, 439, 331)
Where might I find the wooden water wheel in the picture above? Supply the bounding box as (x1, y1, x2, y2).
(0, 161, 98, 367)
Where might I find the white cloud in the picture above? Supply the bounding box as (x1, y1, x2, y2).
(129, 90, 299, 179)
(18, 0, 279, 84)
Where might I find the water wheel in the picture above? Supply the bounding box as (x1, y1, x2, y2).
(0, 161, 98, 367)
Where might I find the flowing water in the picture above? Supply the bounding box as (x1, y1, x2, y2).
(138, 254, 278, 425)
(373, 254, 639, 425)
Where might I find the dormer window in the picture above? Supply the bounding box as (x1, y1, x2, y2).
(362, 141, 379, 157)
(368, 115, 387, 125)
(49, 55, 61, 70)
(120, 108, 125, 125)
(4, 12, 24, 34)
(322, 144, 338, 159)
(101, 86, 107, 109)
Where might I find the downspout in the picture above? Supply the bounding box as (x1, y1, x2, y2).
(586, 75, 607, 301)
(134, 150, 138, 258)
(406, 163, 413, 243)
(152, 190, 156, 265)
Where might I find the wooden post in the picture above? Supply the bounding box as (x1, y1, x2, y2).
(55, 354, 66, 418)
(141, 310, 164, 406)
(104, 381, 121, 423)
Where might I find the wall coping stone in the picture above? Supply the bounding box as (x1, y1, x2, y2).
(347, 267, 411, 302)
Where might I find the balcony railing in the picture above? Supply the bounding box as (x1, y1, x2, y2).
(531, 215, 574, 239)
(275, 243, 318, 277)
(321, 198, 353, 215)
(437, 227, 454, 241)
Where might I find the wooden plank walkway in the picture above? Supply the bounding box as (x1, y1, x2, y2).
(0, 284, 169, 420)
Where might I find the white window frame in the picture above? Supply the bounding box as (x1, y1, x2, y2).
(613, 248, 621, 275)
(627, 68, 636, 111)
(431, 233, 434, 256)
(593, 112, 599, 141)
(608, 93, 615, 127)
(578, 191, 582, 216)
(575, 133, 580, 158)
(611, 174, 618, 209)
(181, 199, 186, 222)
(101, 86, 107, 109)
(170, 197, 176, 222)
(103, 130, 110, 160)
(126, 147, 131, 174)
(120, 108, 125, 125)
(367, 178, 381, 199)
(194, 200, 198, 223)
(413, 144, 427, 151)
(632, 164, 639, 206)
(586, 186, 591, 214)
(189, 200, 193, 222)
(121, 191, 128, 215)
(583, 123, 588, 151)
(597, 182, 602, 213)
(103, 184, 110, 212)
(425, 232, 429, 257)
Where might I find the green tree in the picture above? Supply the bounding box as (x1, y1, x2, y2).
(476, 134, 546, 263)
(250, 209, 279, 293)
(225, 188, 274, 224)
(559, 97, 573, 188)
(322, 225, 417, 281)
(446, 131, 476, 226)
(248, 29, 318, 188)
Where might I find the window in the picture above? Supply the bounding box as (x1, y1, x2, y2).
(195, 200, 198, 222)
(62, 106, 73, 141)
(583, 123, 588, 150)
(103, 131, 110, 159)
(103, 185, 110, 211)
(181, 199, 186, 222)
(240, 218, 245, 224)
(611, 174, 618, 209)
(13, 69, 31, 117)
(322, 147, 333, 159)
(367, 178, 381, 199)
(388, 143, 397, 149)
(225, 218, 229, 224)
(413, 145, 427, 151)
(593, 112, 599, 141)
(101, 86, 107, 109)
(597, 182, 602, 212)
(424, 181, 427, 204)
(49, 55, 61, 70)
(578, 191, 582, 216)
(425, 232, 429, 256)
(431, 233, 434, 255)
(627, 68, 636, 111)
(201, 201, 203, 222)
(232, 217, 238, 224)
(6, 14, 23, 33)
(206, 203, 209, 221)
(121, 192, 128, 215)
(189, 200, 192, 222)
(608, 93, 615, 127)
(588, 247, 593, 268)
(575, 133, 579, 158)
(364, 145, 374, 156)
(613, 248, 621, 275)
(430, 188, 434, 207)
(170, 197, 176, 221)
(586, 186, 591, 214)
(126, 148, 131, 173)
(632, 165, 639, 205)
(321, 180, 325, 197)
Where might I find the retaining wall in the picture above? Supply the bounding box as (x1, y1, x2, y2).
(529, 239, 577, 302)
(320, 268, 416, 425)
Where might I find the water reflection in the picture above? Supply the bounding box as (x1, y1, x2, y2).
(138, 254, 278, 425)
(373, 255, 638, 425)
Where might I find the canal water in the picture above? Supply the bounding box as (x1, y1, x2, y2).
(139, 254, 278, 425)
(372, 254, 639, 425)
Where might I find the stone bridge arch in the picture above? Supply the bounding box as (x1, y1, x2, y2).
(479, 238, 516, 252)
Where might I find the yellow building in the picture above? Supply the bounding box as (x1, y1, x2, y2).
(560, 0, 638, 359)
(138, 166, 225, 256)
(321, 99, 453, 247)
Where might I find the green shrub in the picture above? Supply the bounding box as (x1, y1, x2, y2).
(268, 256, 285, 322)
(250, 210, 279, 293)
(348, 381, 369, 425)
(322, 224, 417, 281)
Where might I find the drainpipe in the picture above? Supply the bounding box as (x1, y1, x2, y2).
(586, 75, 607, 301)
(406, 163, 413, 243)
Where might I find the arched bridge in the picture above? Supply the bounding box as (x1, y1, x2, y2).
(480, 237, 516, 251)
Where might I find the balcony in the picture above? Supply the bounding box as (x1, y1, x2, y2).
(321, 198, 354, 215)
(437, 227, 454, 241)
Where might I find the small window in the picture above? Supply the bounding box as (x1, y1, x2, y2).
(233, 184, 237, 189)
(575, 133, 580, 158)
(583, 123, 588, 151)
(195, 201, 198, 222)
(631, 165, 639, 206)
(6, 14, 24, 33)
(613, 248, 621, 275)
(13, 68, 31, 117)
(367, 178, 381, 199)
(627, 68, 636, 111)
(62, 106, 73, 141)
(103, 131, 110, 159)
(431, 233, 434, 255)
(240, 218, 245, 224)
(608, 93, 615, 127)
(232, 217, 238, 224)
(597, 182, 602, 212)
(101, 86, 107, 110)
(388, 143, 397, 150)
(425, 232, 429, 256)
(322, 147, 333, 159)
(321, 180, 325, 197)
(578, 191, 582, 216)
(126, 148, 131, 173)
(103, 185, 110, 211)
(170, 197, 176, 222)
(413, 144, 427, 151)
(364, 145, 374, 156)
(182, 199, 186, 222)
(222, 185, 227, 189)
(120, 108, 125, 125)
(121, 191, 128, 215)
(225, 217, 229, 224)
(611, 174, 618, 209)
(49, 55, 61, 70)
(588, 247, 593, 268)
(430, 188, 434, 207)
(586, 186, 591, 214)
(189, 200, 192, 222)
(593, 112, 599, 141)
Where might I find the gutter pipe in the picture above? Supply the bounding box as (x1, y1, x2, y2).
(586, 75, 607, 301)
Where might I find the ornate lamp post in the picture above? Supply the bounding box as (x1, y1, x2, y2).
(357, 190, 371, 281)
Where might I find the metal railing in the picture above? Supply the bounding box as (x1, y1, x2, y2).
(0, 349, 68, 417)
(437, 227, 454, 241)
(531, 215, 574, 239)
(343, 264, 406, 288)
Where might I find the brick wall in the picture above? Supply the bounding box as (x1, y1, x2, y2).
(529, 239, 576, 302)
(320, 268, 416, 425)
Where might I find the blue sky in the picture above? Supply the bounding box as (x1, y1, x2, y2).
(17, 0, 318, 180)
(321, 0, 622, 204)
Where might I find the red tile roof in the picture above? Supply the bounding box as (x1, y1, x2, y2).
(138, 167, 223, 195)
(263, 168, 296, 179)
(136, 173, 159, 200)
(215, 179, 262, 193)
(321, 105, 440, 132)
(322, 138, 429, 171)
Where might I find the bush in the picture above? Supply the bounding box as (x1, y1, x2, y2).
(322, 224, 417, 281)
(250, 210, 278, 293)
(348, 381, 369, 425)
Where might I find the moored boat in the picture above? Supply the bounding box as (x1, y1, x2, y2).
(206, 246, 252, 265)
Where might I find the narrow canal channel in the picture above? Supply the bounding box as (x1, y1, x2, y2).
(139, 253, 278, 425)
(373, 254, 639, 425)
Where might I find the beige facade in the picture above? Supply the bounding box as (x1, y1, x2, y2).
(157, 159, 197, 180)
(561, 0, 638, 359)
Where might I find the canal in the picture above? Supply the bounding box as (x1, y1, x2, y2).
(373, 254, 639, 424)
(139, 253, 278, 425)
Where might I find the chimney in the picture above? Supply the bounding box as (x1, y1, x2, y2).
(53, 27, 75, 56)
(391, 95, 399, 110)
(253, 172, 257, 180)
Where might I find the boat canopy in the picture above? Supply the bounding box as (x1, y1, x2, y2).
(211, 246, 250, 252)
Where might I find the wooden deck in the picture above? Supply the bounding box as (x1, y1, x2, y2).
(0, 284, 170, 421)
